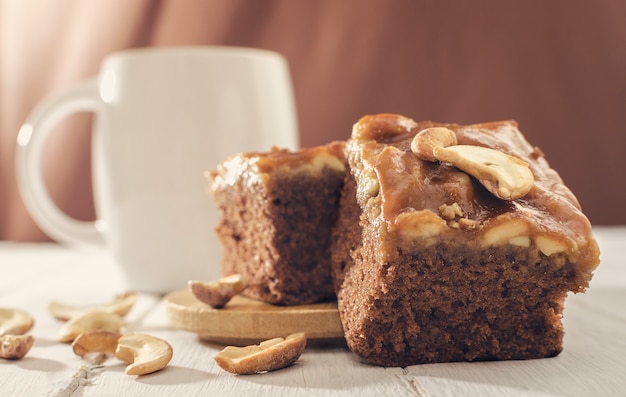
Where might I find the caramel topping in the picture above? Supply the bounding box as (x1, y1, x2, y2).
(349, 114, 600, 271)
(210, 141, 346, 190)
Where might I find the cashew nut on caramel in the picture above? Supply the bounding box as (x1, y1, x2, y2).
(411, 127, 533, 200)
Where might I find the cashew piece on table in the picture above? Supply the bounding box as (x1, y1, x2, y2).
(0, 308, 35, 337)
(189, 274, 248, 308)
(59, 310, 123, 343)
(114, 333, 173, 376)
(1, 334, 34, 360)
(0, 308, 35, 360)
(72, 330, 122, 358)
(214, 332, 307, 375)
(48, 292, 137, 321)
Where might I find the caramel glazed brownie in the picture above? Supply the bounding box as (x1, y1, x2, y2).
(209, 142, 347, 306)
(331, 114, 600, 367)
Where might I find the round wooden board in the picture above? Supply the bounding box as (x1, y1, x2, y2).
(164, 289, 344, 345)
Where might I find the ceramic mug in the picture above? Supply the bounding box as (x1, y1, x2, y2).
(16, 46, 299, 293)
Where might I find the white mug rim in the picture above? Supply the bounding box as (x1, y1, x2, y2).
(102, 45, 287, 65)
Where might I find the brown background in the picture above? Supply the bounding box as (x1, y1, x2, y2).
(1, 0, 625, 241)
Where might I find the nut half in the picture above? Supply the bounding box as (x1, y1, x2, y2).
(411, 127, 458, 162)
(49, 292, 137, 321)
(115, 333, 173, 376)
(72, 330, 122, 358)
(1, 334, 34, 360)
(214, 332, 307, 375)
(59, 310, 123, 343)
(189, 274, 248, 308)
(433, 145, 534, 200)
(0, 308, 35, 336)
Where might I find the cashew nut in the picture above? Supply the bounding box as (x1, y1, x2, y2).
(433, 145, 534, 200)
(1, 334, 34, 360)
(481, 218, 531, 247)
(114, 333, 173, 376)
(410, 126, 533, 200)
(189, 274, 248, 308)
(59, 310, 123, 343)
(535, 235, 568, 256)
(411, 127, 458, 162)
(72, 330, 122, 357)
(0, 308, 35, 336)
(49, 292, 137, 321)
(214, 332, 306, 375)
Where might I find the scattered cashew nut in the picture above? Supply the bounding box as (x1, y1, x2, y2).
(433, 145, 534, 200)
(114, 333, 173, 376)
(72, 329, 122, 357)
(59, 310, 123, 343)
(1, 334, 34, 360)
(48, 292, 137, 321)
(71, 331, 173, 377)
(214, 332, 307, 375)
(0, 308, 35, 336)
(189, 274, 248, 308)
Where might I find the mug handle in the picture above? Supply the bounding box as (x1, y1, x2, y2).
(16, 79, 105, 248)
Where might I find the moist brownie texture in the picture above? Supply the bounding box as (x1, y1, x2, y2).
(331, 114, 600, 366)
(210, 142, 346, 305)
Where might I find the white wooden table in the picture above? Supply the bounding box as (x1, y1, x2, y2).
(1, 226, 625, 396)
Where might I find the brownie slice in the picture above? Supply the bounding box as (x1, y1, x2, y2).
(331, 114, 600, 366)
(210, 142, 346, 305)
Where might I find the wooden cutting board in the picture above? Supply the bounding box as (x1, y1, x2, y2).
(164, 289, 344, 345)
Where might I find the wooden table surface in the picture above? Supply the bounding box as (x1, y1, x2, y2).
(1, 226, 625, 396)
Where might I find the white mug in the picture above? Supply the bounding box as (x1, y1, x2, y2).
(16, 46, 299, 293)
